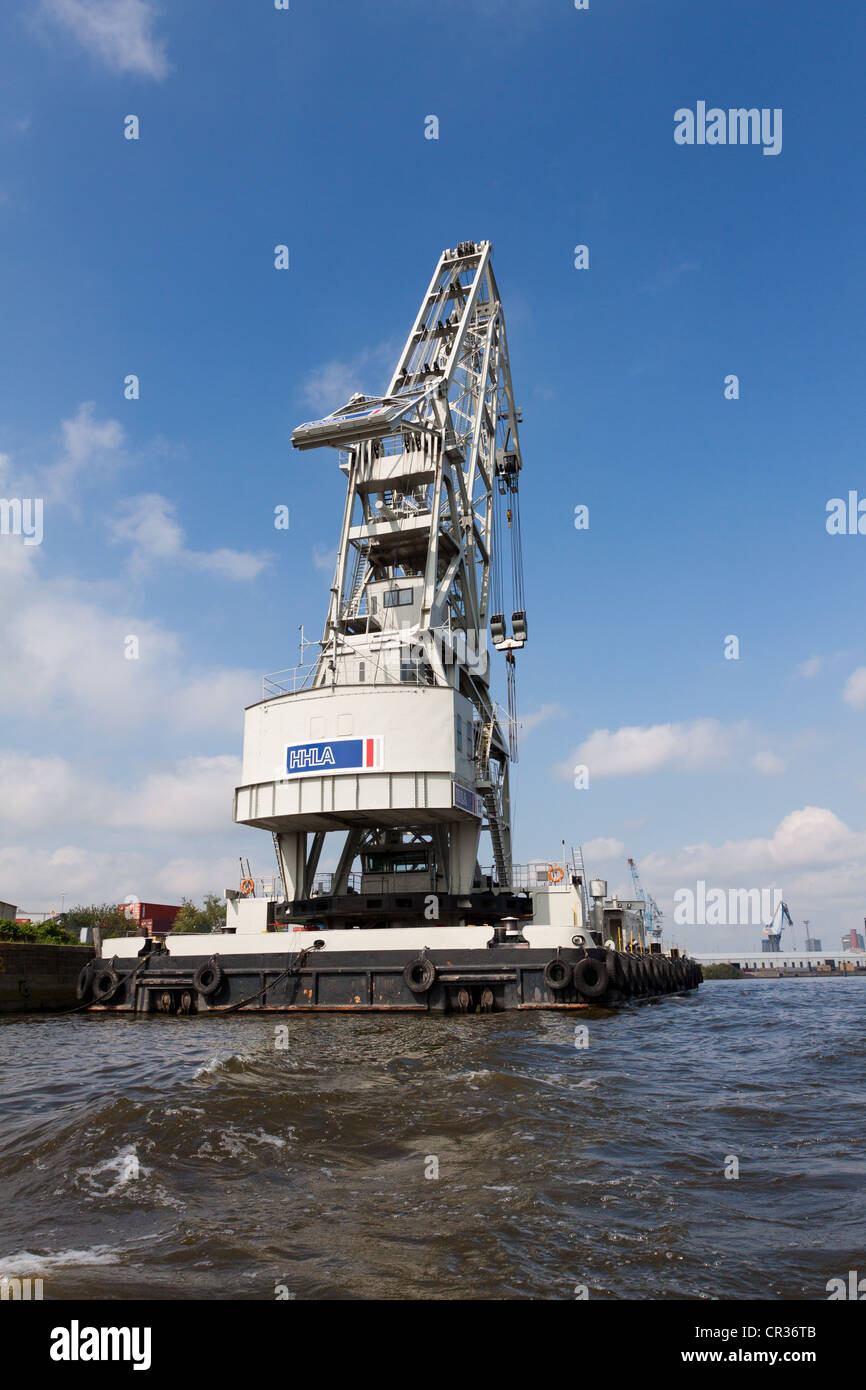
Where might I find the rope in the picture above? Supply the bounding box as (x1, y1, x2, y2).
(61, 954, 150, 1015)
(217, 949, 311, 1015)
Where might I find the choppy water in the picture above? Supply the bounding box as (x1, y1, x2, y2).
(1, 979, 864, 1300)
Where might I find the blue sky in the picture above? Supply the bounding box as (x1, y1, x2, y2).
(1, 0, 865, 951)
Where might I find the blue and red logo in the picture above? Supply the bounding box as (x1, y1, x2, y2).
(285, 736, 383, 777)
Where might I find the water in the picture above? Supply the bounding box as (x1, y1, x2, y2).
(1, 979, 864, 1300)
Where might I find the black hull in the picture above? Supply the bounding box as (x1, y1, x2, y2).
(78, 946, 703, 1015)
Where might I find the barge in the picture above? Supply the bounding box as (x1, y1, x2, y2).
(83, 240, 701, 1015)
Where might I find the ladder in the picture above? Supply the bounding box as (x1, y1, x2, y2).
(575, 844, 591, 922)
(482, 789, 509, 888)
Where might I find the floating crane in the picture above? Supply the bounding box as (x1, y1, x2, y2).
(244, 240, 528, 903)
(762, 900, 793, 952)
(82, 243, 705, 1014)
(627, 856, 664, 942)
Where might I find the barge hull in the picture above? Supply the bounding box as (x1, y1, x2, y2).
(80, 945, 702, 1015)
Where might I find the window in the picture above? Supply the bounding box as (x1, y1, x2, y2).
(455, 714, 462, 752)
(383, 588, 413, 608)
(358, 662, 365, 683)
(362, 853, 428, 874)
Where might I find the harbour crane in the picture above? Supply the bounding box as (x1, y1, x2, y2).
(627, 856, 663, 941)
(236, 240, 528, 905)
(762, 900, 793, 952)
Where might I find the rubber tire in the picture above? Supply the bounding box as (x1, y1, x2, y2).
(543, 958, 573, 993)
(403, 956, 436, 994)
(193, 959, 225, 998)
(604, 949, 623, 989)
(623, 954, 639, 996)
(76, 960, 95, 1001)
(92, 966, 120, 1002)
(573, 956, 609, 1001)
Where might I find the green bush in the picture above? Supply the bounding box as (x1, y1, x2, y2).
(0, 918, 79, 945)
(701, 962, 743, 980)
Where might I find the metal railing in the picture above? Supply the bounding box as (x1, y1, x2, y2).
(262, 656, 438, 698)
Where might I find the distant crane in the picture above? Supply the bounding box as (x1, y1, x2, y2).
(627, 856, 663, 942)
(762, 900, 793, 951)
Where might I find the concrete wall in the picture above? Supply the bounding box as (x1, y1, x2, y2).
(0, 942, 94, 1014)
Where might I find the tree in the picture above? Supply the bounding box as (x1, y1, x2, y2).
(170, 894, 226, 934)
(170, 897, 205, 934)
(64, 903, 129, 937)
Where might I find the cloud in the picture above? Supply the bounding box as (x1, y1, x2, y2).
(640, 260, 701, 295)
(0, 543, 257, 731)
(39, 0, 170, 79)
(581, 836, 625, 862)
(559, 718, 734, 779)
(520, 703, 563, 736)
(751, 750, 786, 775)
(0, 842, 244, 913)
(623, 806, 866, 945)
(299, 340, 399, 415)
(797, 655, 822, 679)
(0, 753, 240, 833)
(312, 542, 335, 574)
(842, 667, 866, 709)
(43, 401, 126, 503)
(110, 493, 267, 581)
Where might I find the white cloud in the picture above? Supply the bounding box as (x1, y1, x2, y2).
(842, 667, 866, 709)
(751, 750, 786, 775)
(797, 655, 822, 678)
(299, 340, 399, 415)
(633, 806, 866, 946)
(40, 0, 169, 79)
(44, 401, 126, 503)
(114, 756, 240, 831)
(0, 843, 244, 914)
(0, 752, 240, 834)
(312, 542, 335, 574)
(520, 703, 563, 736)
(581, 836, 625, 862)
(0, 543, 257, 730)
(110, 493, 267, 581)
(559, 718, 734, 779)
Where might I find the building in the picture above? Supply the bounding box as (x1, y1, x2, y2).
(0, 900, 17, 921)
(695, 951, 866, 973)
(841, 930, 865, 953)
(804, 936, 823, 952)
(119, 902, 181, 936)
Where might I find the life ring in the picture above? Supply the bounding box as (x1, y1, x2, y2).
(240, 879, 255, 897)
(547, 865, 564, 884)
(403, 956, 437, 994)
(543, 958, 573, 992)
(193, 958, 225, 997)
(573, 956, 609, 1001)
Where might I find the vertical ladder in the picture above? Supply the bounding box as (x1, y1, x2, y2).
(575, 844, 591, 922)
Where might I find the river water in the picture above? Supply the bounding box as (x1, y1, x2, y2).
(1, 979, 864, 1300)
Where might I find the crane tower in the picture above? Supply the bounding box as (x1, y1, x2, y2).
(627, 856, 664, 942)
(233, 241, 528, 926)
